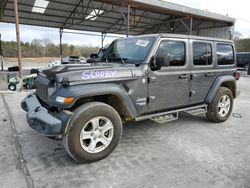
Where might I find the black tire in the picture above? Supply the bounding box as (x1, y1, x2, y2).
(246, 64, 250, 75)
(25, 83, 31, 90)
(206, 87, 233, 123)
(8, 83, 16, 91)
(63, 102, 122, 163)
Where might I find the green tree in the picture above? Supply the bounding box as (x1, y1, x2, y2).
(1, 39, 99, 58)
(69, 45, 75, 55)
(235, 39, 250, 52)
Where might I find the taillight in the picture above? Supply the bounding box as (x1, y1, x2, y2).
(233, 72, 240, 80)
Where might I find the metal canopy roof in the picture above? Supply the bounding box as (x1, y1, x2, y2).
(0, 0, 235, 36)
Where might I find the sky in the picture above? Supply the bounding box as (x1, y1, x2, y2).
(166, 0, 250, 36)
(0, 0, 250, 47)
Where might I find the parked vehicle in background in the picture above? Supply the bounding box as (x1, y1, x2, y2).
(8, 73, 37, 91)
(21, 34, 240, 163)
(87, 44, 110, 63)
(80, 56, 87, 63)
(48, 60, 61, 67)
(236, 52, 250, 75)
(62, 56, 87, 64)
(48, 56, 87, 67)
(237, 67, 247, 77)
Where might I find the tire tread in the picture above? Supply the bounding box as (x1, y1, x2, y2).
(206, 87, 233, 123)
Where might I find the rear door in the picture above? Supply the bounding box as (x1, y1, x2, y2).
(148, 38, 191, 111)
(190, 40, 216, 104)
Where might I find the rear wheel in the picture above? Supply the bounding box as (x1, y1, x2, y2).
(206, 87, 233, 123)
(63, 102, 122, 163)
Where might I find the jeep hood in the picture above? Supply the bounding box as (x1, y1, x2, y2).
(41, 63, 134, 83)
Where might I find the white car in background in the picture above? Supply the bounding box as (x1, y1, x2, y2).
(48, 56, 87, 67)
(48, 60, 61, 67)
(80, 56, 87, 63)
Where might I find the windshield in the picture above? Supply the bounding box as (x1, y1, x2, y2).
(102, 37, 155, 63)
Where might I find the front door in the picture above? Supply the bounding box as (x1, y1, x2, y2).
(148, 39, 191, 112)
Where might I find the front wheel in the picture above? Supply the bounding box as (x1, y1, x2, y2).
(8, 83, 16, 91)
(206, 87, 233, 123)
(63, 102, 122, 163)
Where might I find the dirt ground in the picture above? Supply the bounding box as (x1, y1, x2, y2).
(0, 77, 250, 188)
(3, 57, 58, 64)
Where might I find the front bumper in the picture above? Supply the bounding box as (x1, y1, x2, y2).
(21, 94, 69, 136)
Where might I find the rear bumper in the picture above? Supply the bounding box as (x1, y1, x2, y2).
(236, 90, 240, 98)
(21, 94, 69, 136)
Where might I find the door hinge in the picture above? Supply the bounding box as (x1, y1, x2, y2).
(190, 91, 196, 97)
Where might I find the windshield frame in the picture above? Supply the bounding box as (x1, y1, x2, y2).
(102, 36, 157, 64)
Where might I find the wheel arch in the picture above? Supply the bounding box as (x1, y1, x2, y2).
(73, 93, 136, 121)
(206, 75, 237, 104)
(54, 83, 138, 120)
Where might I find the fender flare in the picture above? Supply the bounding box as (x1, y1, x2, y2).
(205, 75, 236, 104)
(51, 83, 138, 118)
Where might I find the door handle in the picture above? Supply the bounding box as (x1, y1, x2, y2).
(205, 72, 214, 77)
(179, 74, 189, 79)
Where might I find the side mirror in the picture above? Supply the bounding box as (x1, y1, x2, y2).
(155, 53, 170, 68)
(90, 53, 98, 58)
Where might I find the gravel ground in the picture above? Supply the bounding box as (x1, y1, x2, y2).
(0, 77, 250, 188)
(0, 71, 8, 90)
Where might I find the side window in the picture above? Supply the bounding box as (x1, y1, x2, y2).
(217, 44, 234, 65)
(157, 41, 185, 66)
(193, 42, 212, 66)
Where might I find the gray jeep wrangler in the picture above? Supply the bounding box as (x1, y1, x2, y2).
(21, 34, 240, 162)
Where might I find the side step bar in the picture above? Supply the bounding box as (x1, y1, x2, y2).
(150, 112, 178, 124)
(135, 104, 207, 123)
(184, 106, 207, 116)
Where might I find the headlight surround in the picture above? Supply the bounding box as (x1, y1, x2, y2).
(56, 96, 75, 104)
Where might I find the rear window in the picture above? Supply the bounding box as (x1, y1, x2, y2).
(217, 44, 234, 65)
(193, 42, 212, 66)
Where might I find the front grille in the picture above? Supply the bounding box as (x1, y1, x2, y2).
(35, 74, 50, 102)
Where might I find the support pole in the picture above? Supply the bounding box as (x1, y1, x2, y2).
(59, 28, 63, 62)
(0, 34, 3, 71)
(101, 32, 104, 49)
(189, 16, 193, 35)
(126, 4, 130, 37)
(14, 0, 22, 90)
(101, 32, 107, 49)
